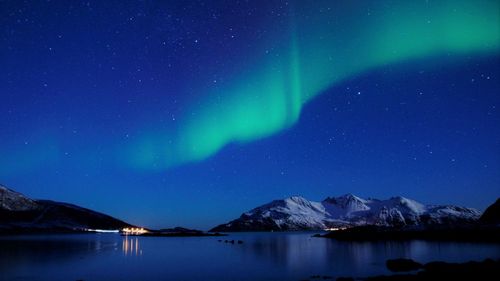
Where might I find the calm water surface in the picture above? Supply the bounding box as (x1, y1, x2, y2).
(1, 232, 499, 281)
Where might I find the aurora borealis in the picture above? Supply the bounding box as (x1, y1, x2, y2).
(130, 0, 500, 168)
(1, 0, 499, 228)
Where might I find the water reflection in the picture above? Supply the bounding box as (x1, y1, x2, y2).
(1, 233, 499, 281)
(122, 236, 142, 256)
(241, 233, 500, 277)
(0, 234, 117, 278)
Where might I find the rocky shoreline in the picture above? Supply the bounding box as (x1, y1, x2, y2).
(313, 225, 500, 243)
(300, 258, 500, 281)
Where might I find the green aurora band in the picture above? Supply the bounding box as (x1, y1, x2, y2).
(130, 0, 500, 170)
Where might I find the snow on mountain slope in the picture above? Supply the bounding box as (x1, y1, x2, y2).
(211, 194, 481, 231)
(0, 184, 39, 211)
(228, 196, 332, 230)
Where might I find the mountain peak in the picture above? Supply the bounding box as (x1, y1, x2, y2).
(0, 184, 39, 211)
(388, 196, 426, 214)
(324, 193, 367, 205)
(323, 194, 370, 214)
(340, 193, 364, 201)
(285, 196, 310, 204)
(390, 195, 413, 202)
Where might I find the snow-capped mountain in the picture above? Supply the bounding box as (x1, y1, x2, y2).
(0, 184, 39, 211)
(0, 184, 132, 233)
(211, 194, 481, 231)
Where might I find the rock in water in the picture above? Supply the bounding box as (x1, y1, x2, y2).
(386, 259, 423, 272)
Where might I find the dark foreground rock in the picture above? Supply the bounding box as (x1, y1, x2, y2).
(314, 225, 500, 243)
(364, 258, 500, 281)
(386, 259, 423, 272)
(306, 259, 500, 281)
(479, 198, 500, 225)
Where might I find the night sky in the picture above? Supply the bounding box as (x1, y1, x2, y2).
(1, 0, 499, 230)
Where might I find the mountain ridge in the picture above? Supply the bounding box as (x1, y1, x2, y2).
(0, 184, 132, 233)
(211, 194, 481, 232)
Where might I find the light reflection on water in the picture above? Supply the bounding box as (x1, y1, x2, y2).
(122, 235, 142, 256)
(0, 232, 499, 281)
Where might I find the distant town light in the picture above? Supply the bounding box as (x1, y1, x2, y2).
(122, 227, 148, 235)
(85, 228, 120, 233)
(324, 227, 348, 232)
